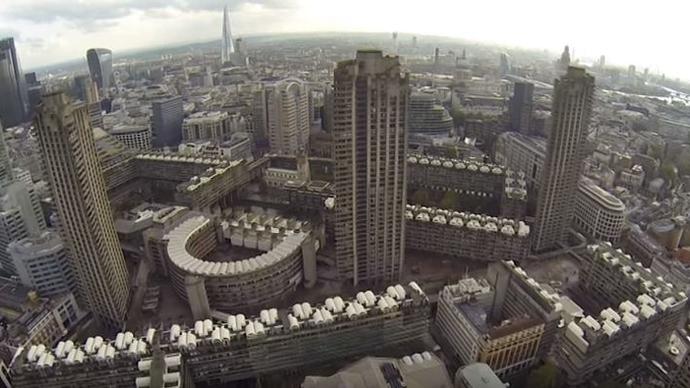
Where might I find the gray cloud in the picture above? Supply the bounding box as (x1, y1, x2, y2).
(19, 37, 48, 50)
(0, 27, 21, 40)
(3, 0, 299, 25)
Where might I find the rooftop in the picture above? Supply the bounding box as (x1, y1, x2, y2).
(0, 277, 34, 311)
(654, 330, 689, 367)
(500, 131, 547, 155)
(183, 111, 229, 124)
(456, 363, 506, 388)
(303, 352, 452, 388)
(8, 231, 62, 256)
(406, 205, 530, 237)
(528, 243, 689, 354)
(110, 124, 149, 135)
(13, 282, 429, 372)
(579, 178, 625, 212)
(165, 210, 312, 278)
(407, 154, 507, 176)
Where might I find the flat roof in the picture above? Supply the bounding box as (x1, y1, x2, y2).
(579, 178, 625, 212)
(501, 132, 547, 154)
(458, 363, 505, 388)
(458, 303, 489, 334)
(0, 278, 31, 310)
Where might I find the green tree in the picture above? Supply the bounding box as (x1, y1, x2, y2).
(450, 107, 466, 128)
(677, 159, 690, 177)
(648, 144, 664, 160)
(526, 362, 560, 388)
(410, 189, 431, 205)
(660, 162, 678, 185)
(440, 191, 460, 209)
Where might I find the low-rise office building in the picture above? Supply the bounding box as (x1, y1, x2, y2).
(17, 293, 82, 347)
(463, 117, 506, 152)
(0, 279, 84, 351)
(178, 132, 253, 162)
(436, 278, 549, 378)
(111, 124, 152, 151)
(494, 132, 545, 190)
(483, 262, 564, 371)
(618, 165, 645, 193)
(0, 181, 46, 275)
(621, 224, 667, 268)
(8, 231, 74, 297)
(182, 111, 247, 143)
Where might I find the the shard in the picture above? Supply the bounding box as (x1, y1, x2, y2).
(221, 5, 235, 64)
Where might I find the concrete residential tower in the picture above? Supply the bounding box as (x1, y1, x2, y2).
(333, 50, 409, 285)
(532, 67, 594, 252)
(34, 92, 129, 327)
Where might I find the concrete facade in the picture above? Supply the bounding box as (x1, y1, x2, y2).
(437, 278, 545, 378)
(558, 243, 687, 385)
(494, 132, 545, 191)
(0, 181, 46, 275)
(573, 178, 625, 243)
(34, 92, 129, 328)
(333, 50, 408, 284)
(262, 79, 311, 155)
(157, 209, 318, 318)
(8, 231, 74, 297)
(10, 283, 431, 387)
(407, 155, 527, 218)
(533, 67, 594, 252)
(405, 205, 530, 262)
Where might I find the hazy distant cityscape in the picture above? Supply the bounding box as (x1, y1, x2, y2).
(1, 3, 690, 388)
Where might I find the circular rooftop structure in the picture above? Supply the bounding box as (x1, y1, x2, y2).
(164, 210, 318, 312)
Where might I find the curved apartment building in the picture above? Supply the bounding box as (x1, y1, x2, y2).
(162, 210, 318, 318)
(574, 178, 625, 243)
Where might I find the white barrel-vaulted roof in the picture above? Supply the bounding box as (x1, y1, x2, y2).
(165, 215, 308, 277)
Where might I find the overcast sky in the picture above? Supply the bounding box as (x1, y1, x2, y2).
(0, 0, 687, 79)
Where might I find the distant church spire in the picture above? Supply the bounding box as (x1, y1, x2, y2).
(221, 5, 235, 64)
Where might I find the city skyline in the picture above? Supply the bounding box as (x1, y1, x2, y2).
(2, 2, 690, 387)
(0, 0, 688, 80)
